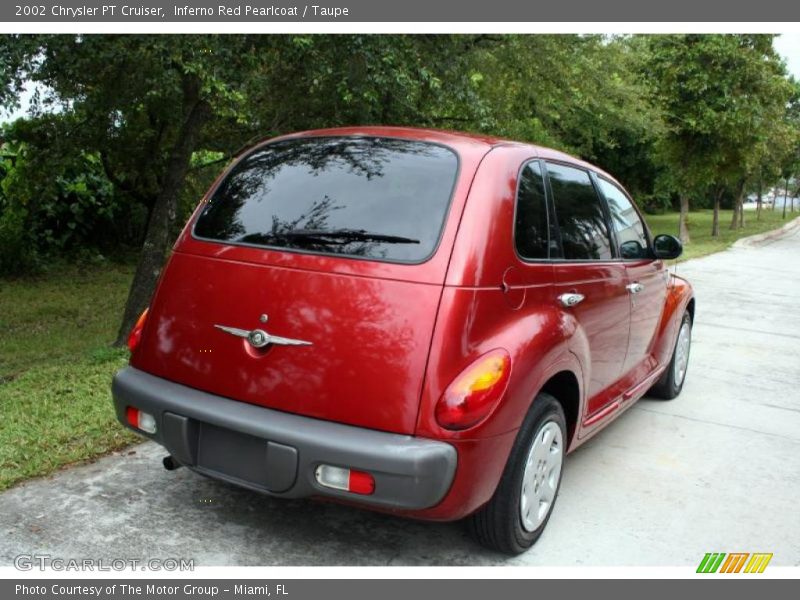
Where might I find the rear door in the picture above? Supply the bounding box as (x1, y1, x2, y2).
(545, 162, 631, 416)
(597, 176, 667, 376)
(131, 136, 466, 435)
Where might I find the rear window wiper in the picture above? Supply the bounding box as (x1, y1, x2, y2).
(266, 229, 420, 245)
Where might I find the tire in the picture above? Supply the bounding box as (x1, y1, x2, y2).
(649, 311, 692, 400)
(467, 393, 567, 555)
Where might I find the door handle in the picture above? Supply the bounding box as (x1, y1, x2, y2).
(558, 293, 585, 307)
(626, 282, 645, 294)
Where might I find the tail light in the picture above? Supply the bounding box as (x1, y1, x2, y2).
(435, 349, 511, 431)
(127, 308, 149, 353)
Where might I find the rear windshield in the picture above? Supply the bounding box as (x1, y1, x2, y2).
(193, 136, 459, 262)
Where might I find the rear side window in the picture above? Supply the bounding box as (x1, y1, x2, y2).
(597, 178, 649, 259)
(193, 137, 459, 263)
(546, 162, 613, 260)
(515, 162, 550, 259)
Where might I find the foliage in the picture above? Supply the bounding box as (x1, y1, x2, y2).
(643, 34, 797, 234)
(0, 136, 36, 273)
(0, 122, 139, 274)
(465, 35, 663, 197)
(0, 202, 35, 275)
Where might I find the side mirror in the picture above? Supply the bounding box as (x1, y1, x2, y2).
(653, 234, 683, 260)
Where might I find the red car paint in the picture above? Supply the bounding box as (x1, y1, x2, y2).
(130, 126, 693, 521)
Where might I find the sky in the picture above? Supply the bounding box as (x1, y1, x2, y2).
(1, 33, 799, 124)
(774, 33, 800, 79)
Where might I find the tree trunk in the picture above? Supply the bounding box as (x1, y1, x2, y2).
(756, 173, 762, 221)
(711, 188, 722, 238)
(729, 192, 742, 230)
(783, 178, 790, 219)
(679, 195, 690, 243)
(114, 75, 211, 346)
(730, 178, 746, 230)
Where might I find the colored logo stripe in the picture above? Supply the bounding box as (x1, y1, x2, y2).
(744, 553, 773, 573)
(719, 553, 749, 573)
(697, 552, 773, 573)
(697, 553, 726, 573)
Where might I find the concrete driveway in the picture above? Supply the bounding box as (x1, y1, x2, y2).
(1, 224, 799, 567)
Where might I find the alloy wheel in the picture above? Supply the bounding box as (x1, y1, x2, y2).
(520, 421, 563, 532)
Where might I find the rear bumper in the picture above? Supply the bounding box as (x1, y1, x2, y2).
(111, 367, 456, 511)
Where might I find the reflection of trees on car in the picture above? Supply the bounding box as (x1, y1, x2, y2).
(193, 137, 457, 261)
(547, 164, 612, 260)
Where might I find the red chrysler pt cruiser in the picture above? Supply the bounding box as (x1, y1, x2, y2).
(113, 127, 694, 554)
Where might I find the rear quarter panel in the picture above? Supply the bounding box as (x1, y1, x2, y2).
(412, 146, 586, 518)
(422, 145, 584, 442)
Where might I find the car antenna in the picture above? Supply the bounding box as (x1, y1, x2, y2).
(671, 238, 681, 288)
(672, 256, 678, 288)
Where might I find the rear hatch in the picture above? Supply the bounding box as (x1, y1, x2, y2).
(131, 134, 474, 434)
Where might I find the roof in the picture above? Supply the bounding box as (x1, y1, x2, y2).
(253, 126, 621, 187)
(275, 125, 509, 149)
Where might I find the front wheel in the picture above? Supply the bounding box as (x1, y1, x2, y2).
(467, 393, 566, 555)
(649, 311, 692, 400)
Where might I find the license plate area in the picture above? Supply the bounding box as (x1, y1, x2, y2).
(198, 422, 271, 487)
(161, 414, 297, 493)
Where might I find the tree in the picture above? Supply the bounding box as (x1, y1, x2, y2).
(463, 35, 662, 199)
(644, 35, 795, 241)
(1, 36, 267, 341)
(776, 87, 800, 218)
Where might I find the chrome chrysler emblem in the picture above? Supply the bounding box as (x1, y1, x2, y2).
(248, 329, 269, 347)
(214, 317, 312, 348)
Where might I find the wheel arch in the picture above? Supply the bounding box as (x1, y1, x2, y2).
(538, 370, 581, 449)
(686, 296, 696, 323)
(653, 276, 695, 367)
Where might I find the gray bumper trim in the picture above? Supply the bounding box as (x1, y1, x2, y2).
(112, 367, 456, 510)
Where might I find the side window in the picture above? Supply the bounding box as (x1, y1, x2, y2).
(515, 161, 549, 259)
(546, 162, 613, 260)
(598, 178, 649, 260)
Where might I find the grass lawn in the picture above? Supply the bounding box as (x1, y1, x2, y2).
(0, 263, 139, 491)
(645, 207, 795, 261)
(0, 208, 796, 491)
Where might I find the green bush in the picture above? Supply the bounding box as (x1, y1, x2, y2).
(0, 205, 38, 275)
(0, 132, 146, 274)
(638, 193, 672, 215)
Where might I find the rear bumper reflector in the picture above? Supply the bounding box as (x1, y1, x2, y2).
(315, 464, 376, 495)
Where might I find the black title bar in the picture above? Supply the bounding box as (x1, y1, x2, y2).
(4, 0, 800, 22)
